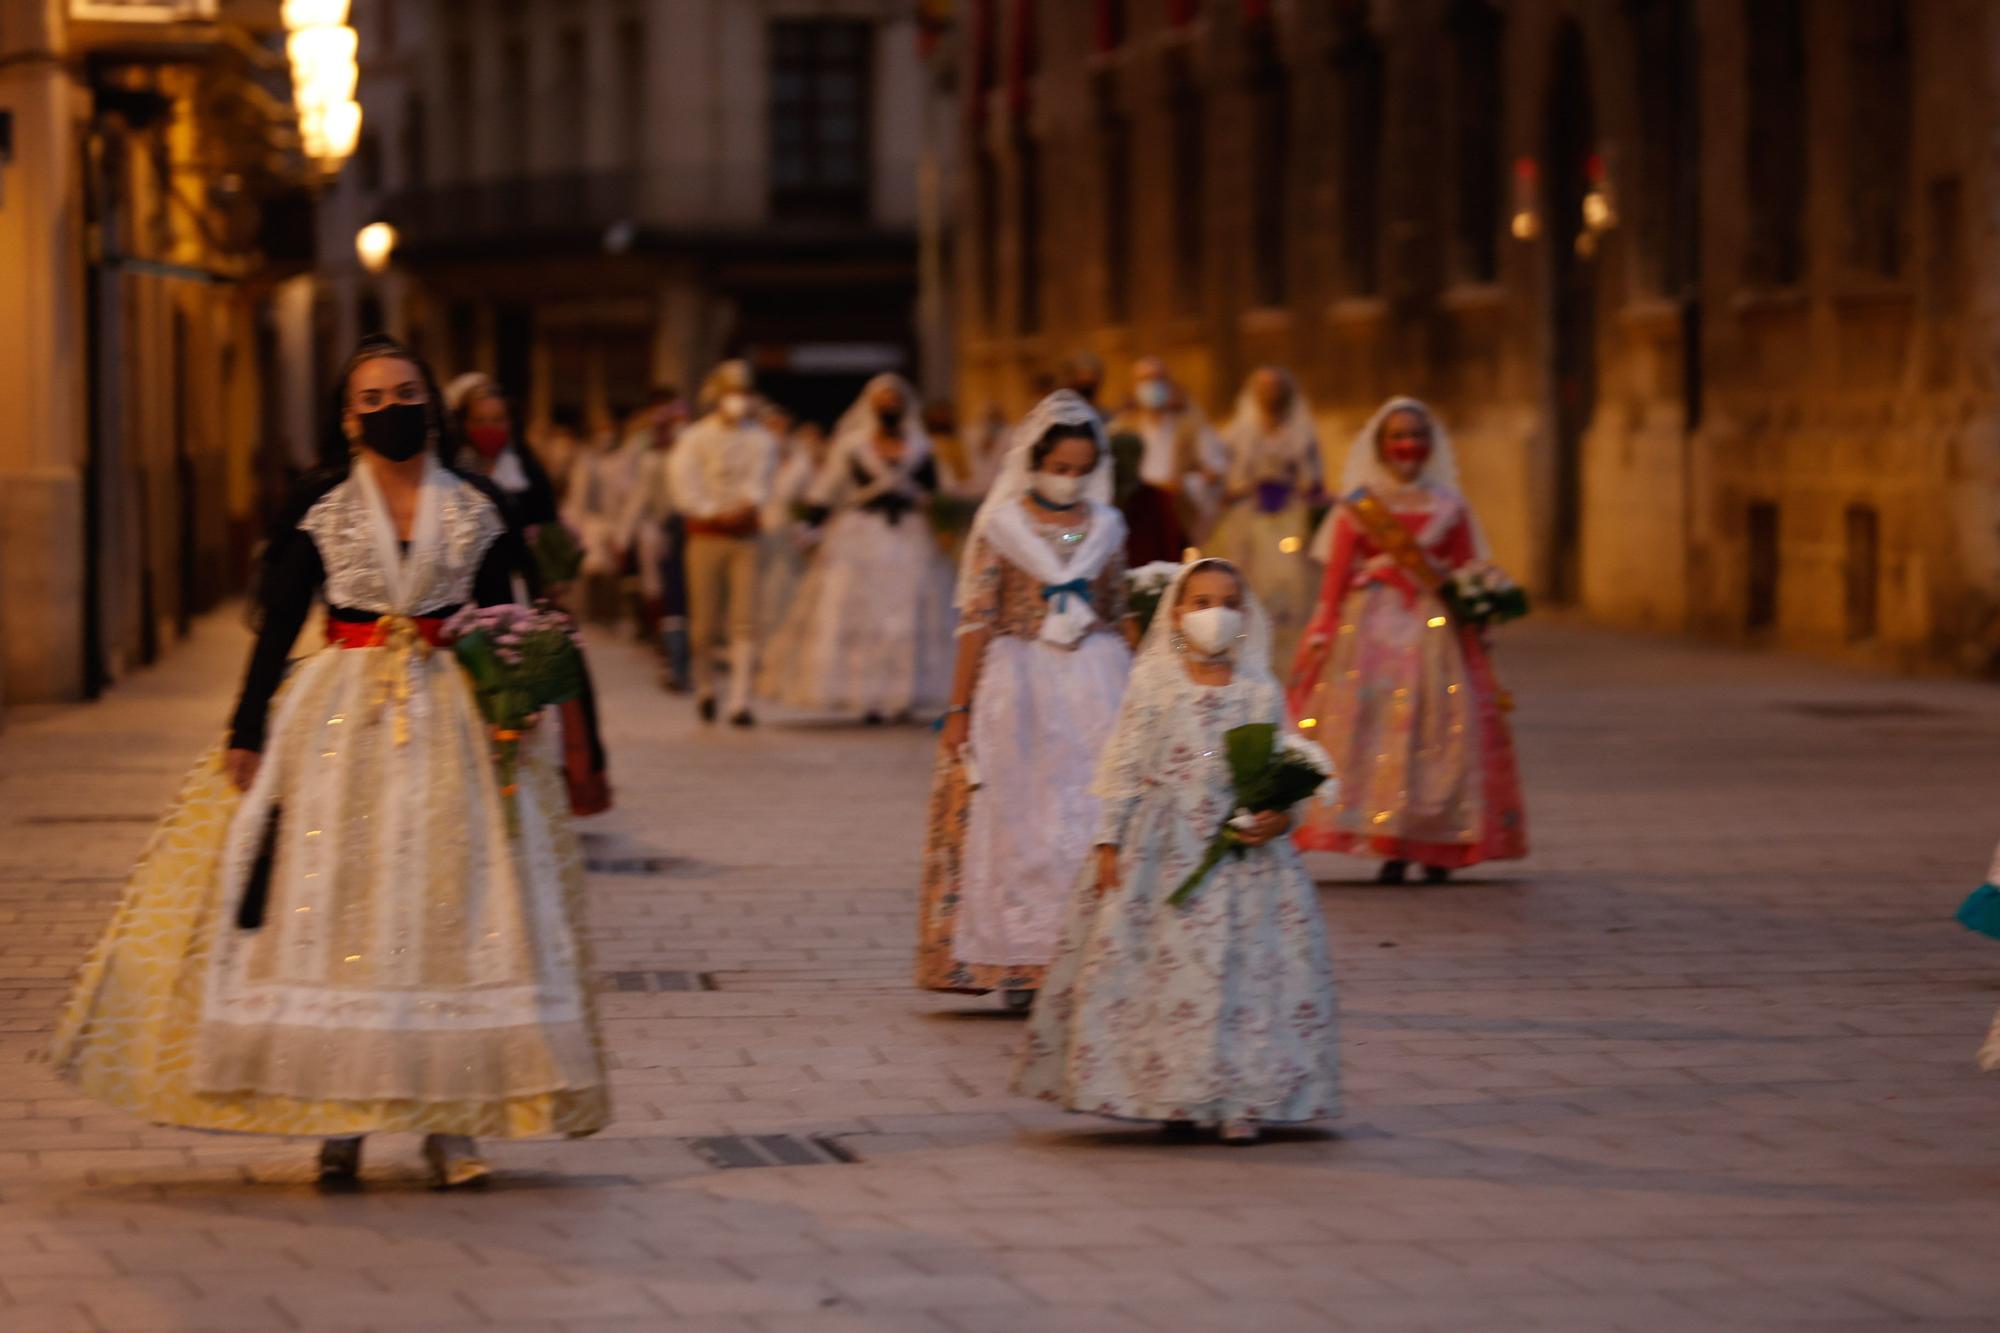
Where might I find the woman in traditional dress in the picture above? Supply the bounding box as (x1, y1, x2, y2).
(761, 375, 956, 721)
(1209, 367, 1325, 666)
(1016, 559, 1341, 1143)
(445, 372, 560, 529)
(50, 335, 610, 1187)
(1288, 396, 1527, 883)
(917, 391, 1134, 1007)
(755, 412, 824, 644)
(443, 371, 615, 817)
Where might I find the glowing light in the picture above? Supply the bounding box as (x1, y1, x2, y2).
(1181, 546, 1202, 562)
(1278, 536, 1302, 555)
(1298, 717, 1318, 729)
(281, 0, 349, 25)
(284, 4, 361, 170)
(1426, 616, 1448, 628)
(1510, 210, 1539, 241)
(1582, 188, 1616, 232)
(355, 221, 397, 273)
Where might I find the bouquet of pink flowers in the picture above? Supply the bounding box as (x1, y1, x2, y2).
(443, 603, 587, 832)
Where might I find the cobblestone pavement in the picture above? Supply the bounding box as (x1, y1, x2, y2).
(3, 612, 2000, 1333)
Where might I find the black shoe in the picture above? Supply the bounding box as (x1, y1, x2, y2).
(1377, 860, 1409, 885)
(1161, 1119, 1202, 1141)
(729, 709, 756, 728)
(698, 697, 718, 724)
(863, 710, 885, 726)
(1423, 865, 1452, 884)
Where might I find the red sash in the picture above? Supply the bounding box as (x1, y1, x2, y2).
(325, 616, 448, 650)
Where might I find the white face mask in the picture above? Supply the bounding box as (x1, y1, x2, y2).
(1179, 606, 1245, 657)
(719, 392, 751, 423)
(1033, 472, 1084, 506)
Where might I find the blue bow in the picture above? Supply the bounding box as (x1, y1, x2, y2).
(1041, 578, 1093, 612)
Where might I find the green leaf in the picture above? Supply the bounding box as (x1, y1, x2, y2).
(1224, 722, 1277, 786)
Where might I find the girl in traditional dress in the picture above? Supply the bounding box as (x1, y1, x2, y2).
(1016, 559, 1341, 1143)
(761, 376, 955, 720)
(1209, 367, 1325, 667)
(1288, 396, 1527, 883)
(50, 336, 609, 1187)
(918, 391, 1134, 1007)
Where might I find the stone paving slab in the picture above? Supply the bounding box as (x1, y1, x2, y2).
(2, 612, 2000, 1330)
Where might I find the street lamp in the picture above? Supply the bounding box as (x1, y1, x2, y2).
(283, 0, 361, 171)
(355, 221, 396, 274)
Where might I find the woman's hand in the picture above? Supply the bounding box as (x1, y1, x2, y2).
(1234, 810, 1292, 848)
(937, 706, 971, 753)
(1093, 844, 1122, 894)
(224, 748, 262, 792)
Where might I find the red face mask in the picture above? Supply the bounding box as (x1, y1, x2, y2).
(1385, 440, 1431, 471)
(467, 423, 509, 459)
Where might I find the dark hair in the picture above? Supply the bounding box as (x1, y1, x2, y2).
(265, 335, 454, 623)
(1030, 422, 1100, 470)
(317, 332, 453, 469)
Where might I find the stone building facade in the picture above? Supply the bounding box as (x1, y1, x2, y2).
(326, 0, 932, 434)
(0, 0, 315, 709)
(950, 0, 2000, 672)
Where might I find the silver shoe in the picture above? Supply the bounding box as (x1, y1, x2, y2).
(422, 1133, 491, 1189)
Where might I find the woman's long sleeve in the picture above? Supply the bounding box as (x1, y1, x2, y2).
(229, 534, 324, 753)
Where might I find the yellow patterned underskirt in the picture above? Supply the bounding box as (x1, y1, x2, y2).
(48, 742, 608, 1140)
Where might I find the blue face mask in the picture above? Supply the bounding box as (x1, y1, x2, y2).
(1136, 380, 1171, 411)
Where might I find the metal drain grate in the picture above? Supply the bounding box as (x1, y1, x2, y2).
(1781, 701, 1956, 720)
(585, 856, 681, 875)
(687, 1134, 858, 1169)
(601, 970, 716, 992)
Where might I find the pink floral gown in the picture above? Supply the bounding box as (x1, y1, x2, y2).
(1287, 489, 1527, 869)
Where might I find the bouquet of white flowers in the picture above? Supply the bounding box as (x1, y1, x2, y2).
(1170, 724, 1337, 907)
(1125, 561, 1185, 636)
(1441, 561, 1530, 628)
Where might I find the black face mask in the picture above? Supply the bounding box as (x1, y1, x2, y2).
(876, 407, 905, 433)
(356, 402, 430, 461)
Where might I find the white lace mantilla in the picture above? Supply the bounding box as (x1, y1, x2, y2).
(300, 467, 504, 613)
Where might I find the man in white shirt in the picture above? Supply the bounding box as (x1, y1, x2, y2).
(667, 360, 780, 725)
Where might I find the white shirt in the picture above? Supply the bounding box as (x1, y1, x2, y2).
(667, 415, 780, 521)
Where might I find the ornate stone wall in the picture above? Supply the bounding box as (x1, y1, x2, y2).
(953, 0, 2000, 673)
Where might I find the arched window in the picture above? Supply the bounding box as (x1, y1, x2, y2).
(1097, 79, 1133, 323)
(1448, 1, 1504, 283)
(1844, 0, 1910, 278)
(1629, 0, 1696, 296)
(1094, 0, 1126, 53)
(976, 149, 1001, 329)
(1743, 0, 1807, 287)
(1335, 22, 1385, 295)
(1166, 49, 1206, 314)
(1016, 135, 1043, 333)
(1246, 16, 1290, 308)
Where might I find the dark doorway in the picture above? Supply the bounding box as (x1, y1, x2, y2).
(495, 303, 534, 403)
(1543, 20, 1596, 602)
(1746, 500, 1779, 632)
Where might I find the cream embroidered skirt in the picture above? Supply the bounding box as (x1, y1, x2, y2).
(49, 646, 609, 1138)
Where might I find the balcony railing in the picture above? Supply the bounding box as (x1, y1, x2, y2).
(383, 170, 905, 256)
